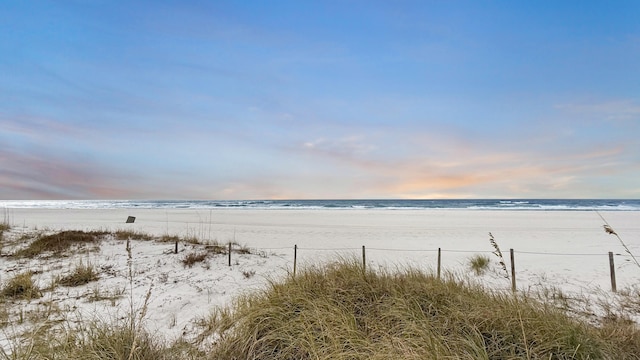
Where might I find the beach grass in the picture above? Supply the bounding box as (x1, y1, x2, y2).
(1, 272, 41, 300)
(468, 254, 491, 275)
(0, 208, 9, 232)
(203, 260, 640, 359)
(13, 230, 108, 258)
(182, 251, 208, 267)
(57, 260, 100, 287)
(115, 229, 153, 241)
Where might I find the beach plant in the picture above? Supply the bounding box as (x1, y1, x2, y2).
(58, 260, 100, 287)
(159, 235, 180, 243)
(202, 260, 640, 359)
(205, 242, 227, 255)
(0, 208, 9, 232)
(182, 251, 208, 268)
(242, 269, 256, 279)
(14, 230, 107, 258)
(235, 243, 252, 255)
(1, 272, 41, 300)
(489, 232, 510, 279)
(596, 211, 640, 269)
(115, 230, 153, 241)
(469, 254, 491, 275)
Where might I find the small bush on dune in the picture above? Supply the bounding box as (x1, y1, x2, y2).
(2, 272, 41, 300)
(182, 252, 208, 268)
(58, 261, 100, 287)
(469, 254, 491, 275)
(205, 260, 640, 360)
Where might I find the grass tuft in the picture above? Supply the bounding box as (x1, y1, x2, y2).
(182, 252, 208, 268)
(469, 254, 491, 275)
(58, 260, 100, 287)
(2, 272, 41, 300)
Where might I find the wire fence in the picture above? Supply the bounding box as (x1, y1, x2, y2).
(223, 243, 634, 294)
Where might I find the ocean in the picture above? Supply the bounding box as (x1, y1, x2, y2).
(1, 199, 639, 211)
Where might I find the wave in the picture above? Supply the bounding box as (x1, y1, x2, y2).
(1, 199, 639, 211)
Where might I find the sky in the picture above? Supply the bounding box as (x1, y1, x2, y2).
(1, 1, 639, 200)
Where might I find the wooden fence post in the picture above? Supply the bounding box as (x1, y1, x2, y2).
(293, 244, 297, 278)
(174, 240, 178, 254)
(228, 242, 232, 267)
(510, 248, 516, 293)
(437, 248, 441, 280)
(362, 245, 366, 272)
(609, 251, 617, 292)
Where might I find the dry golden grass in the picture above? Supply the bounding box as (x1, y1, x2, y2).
(13, 230, 108, 258)
(58, 261, 100, 287)
(182, 251, 208, 268)
(203, 260, 640, 359)
(1, 272, 41, 300)
(115, 230, 153, 241)
(468, 254, 491, 275)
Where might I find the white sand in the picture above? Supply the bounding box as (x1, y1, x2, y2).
(1, 208, 639, 347)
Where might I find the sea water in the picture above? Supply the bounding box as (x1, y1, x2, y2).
(1, 199, 639, 211)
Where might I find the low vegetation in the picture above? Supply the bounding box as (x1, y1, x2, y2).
(1, 272, 41, 300)
(182, 251, 208, 267)
(58, 261, 100, 287)
(469, 253, 491, 275)
(115, 230, 153, 241)
(14, 230, 108, 258)
(1, 209, 9, 232)
(204, 261, 640, 359)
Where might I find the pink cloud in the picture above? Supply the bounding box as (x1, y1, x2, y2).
(0, 147, 135, 199)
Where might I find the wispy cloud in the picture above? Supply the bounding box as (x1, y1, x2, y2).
(555, 99, 640, 123)
(0, 145, 136, 199)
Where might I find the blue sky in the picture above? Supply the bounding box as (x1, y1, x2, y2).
(1, 1, 639, 200)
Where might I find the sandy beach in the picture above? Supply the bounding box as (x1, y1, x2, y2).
(7, 208, 640, 283)
(2, 208, 639, 348)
